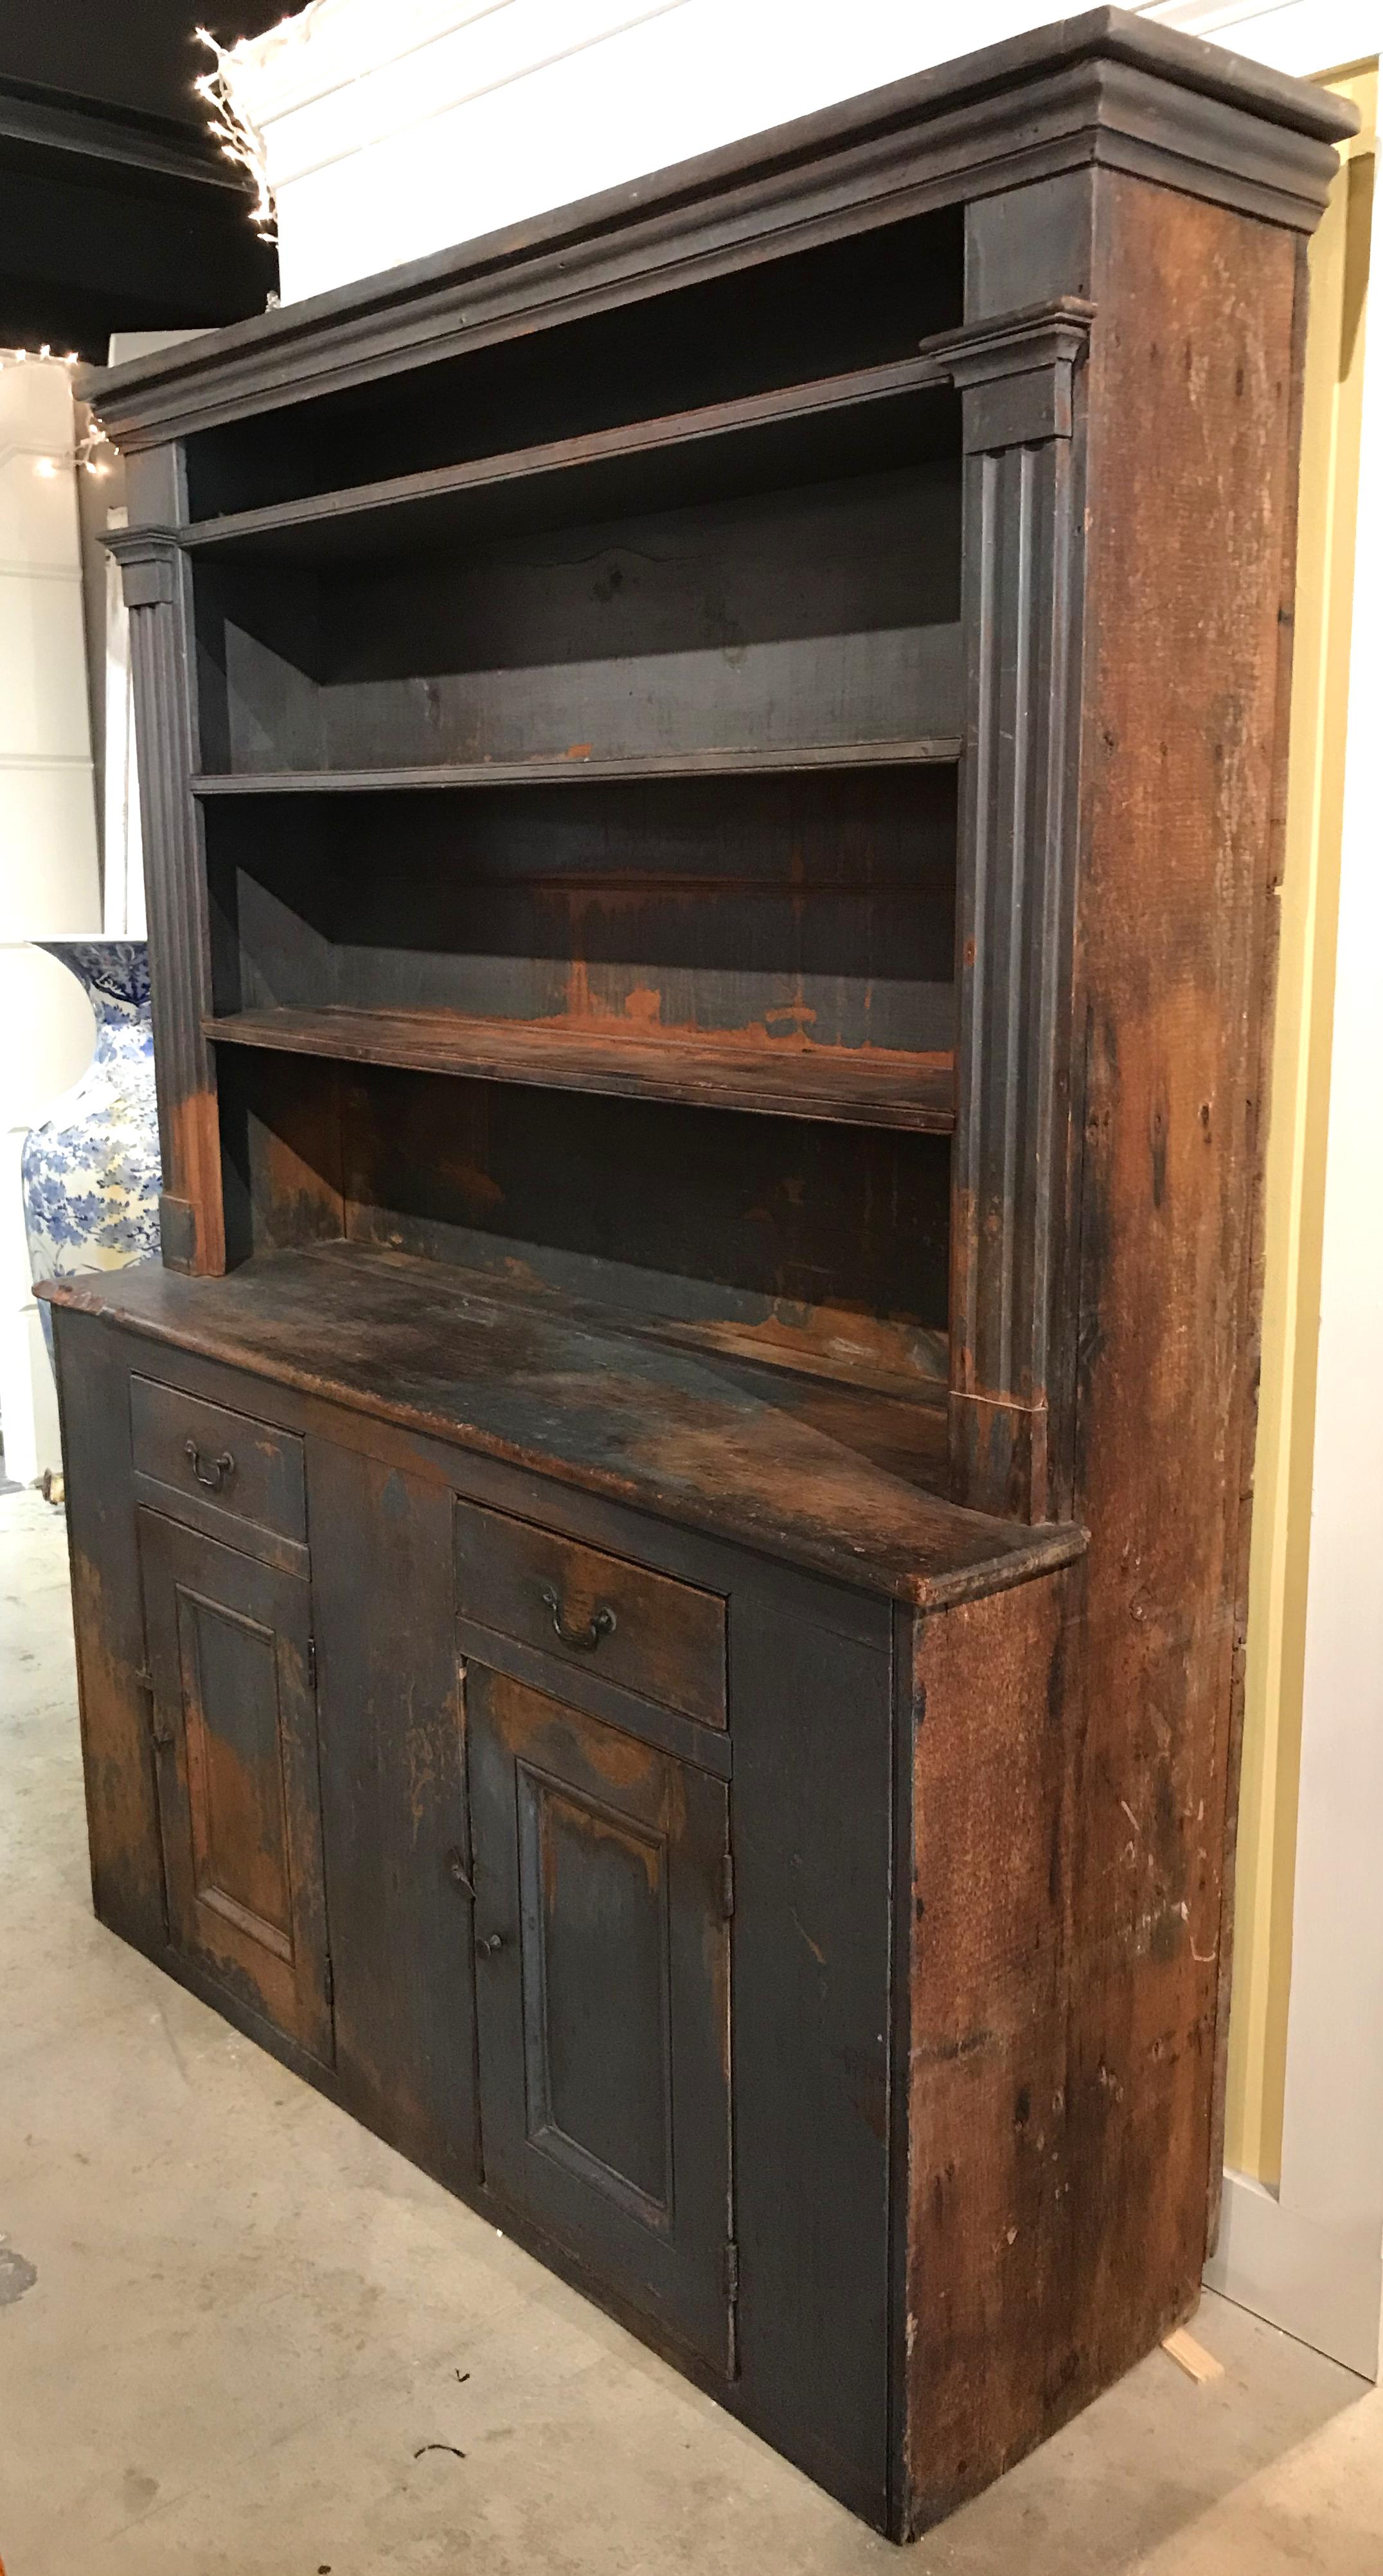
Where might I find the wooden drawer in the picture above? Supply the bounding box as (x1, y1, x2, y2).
(454, 1499, 726, 1730)
(130, 1375, 307, 1545)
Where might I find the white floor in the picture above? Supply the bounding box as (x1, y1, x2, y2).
(3, 1481, 1382, 2574)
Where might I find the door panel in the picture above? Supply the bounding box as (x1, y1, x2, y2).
(517, 1764, 672, 2223)
(138, 1509, 333, 2064)
(468, 1665, 733, 2374)
(179, 1587, 293, 1948)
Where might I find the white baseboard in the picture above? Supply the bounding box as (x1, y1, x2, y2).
(1205, 2169, 1383, 2379)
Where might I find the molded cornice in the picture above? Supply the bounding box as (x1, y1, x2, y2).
(78, 6, 1357, 451)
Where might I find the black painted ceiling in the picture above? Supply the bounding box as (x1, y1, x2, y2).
(0, 3, 285, 354)
(1, 1, 291, 129)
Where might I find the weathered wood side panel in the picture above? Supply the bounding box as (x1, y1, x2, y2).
(50, 1308, 166, 1953)
(1206, 218, 1308, 2255)
(901, 1569, 1075, 2532)
(1061, 172, 1303, 2384)
(902, 168, 1308, 2539)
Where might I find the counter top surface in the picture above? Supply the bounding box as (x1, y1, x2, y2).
(43, 1244, 1085, 1609)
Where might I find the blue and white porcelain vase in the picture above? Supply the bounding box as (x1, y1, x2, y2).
(22, 938, 162, 1352)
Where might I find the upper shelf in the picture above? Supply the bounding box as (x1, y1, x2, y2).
(174, 353, 959, 569)
(204, 1004, 956, 1134)
(190, 738, 961, 796)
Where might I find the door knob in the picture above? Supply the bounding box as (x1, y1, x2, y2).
(475, 1931, 505, 1958)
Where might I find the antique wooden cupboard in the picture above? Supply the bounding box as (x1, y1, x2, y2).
(49, 10, 1351, 2540)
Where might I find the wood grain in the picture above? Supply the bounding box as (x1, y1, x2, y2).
(896, 168, 1308, 2542)
(205, 1005, 956, 1134)
(902, 1570, 1073, 2530)
(49, 1307, 166, 1954)
(455, 1495, 727, 1728)
(1059, 173, 1303, 2393)
(40, 1246, 1083, 1611)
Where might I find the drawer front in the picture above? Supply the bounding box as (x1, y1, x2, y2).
(130, 1376, 307, 1545)
(455, 1499, 726, 1730)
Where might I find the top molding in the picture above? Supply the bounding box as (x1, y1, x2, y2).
(78, 6, 1357, 451)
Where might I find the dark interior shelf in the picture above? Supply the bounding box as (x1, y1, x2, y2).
(204, 1004, 957, 1133)
(178, 353, 959, 566)
(191, 740, 961, 796)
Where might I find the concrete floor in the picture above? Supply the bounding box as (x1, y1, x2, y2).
(3, 1484, 1382, 2575)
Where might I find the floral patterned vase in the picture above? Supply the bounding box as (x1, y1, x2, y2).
(22, 938, 162, 1356)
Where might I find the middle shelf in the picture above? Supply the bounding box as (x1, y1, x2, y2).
(203, 1004, 956, 1132)
(190, 738, 961, 795)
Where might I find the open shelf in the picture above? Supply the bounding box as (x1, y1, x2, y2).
(191, 738, 961, 796)
(178, 355, 959, 567)
(204, 1004, 956, 1133)
(179, 204, 966, 519)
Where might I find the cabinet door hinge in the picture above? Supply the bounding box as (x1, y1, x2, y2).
(720, 1852, 735, 1920)
(307, 1636, 317, 1693)
(722, 2239, 740, 2304)
(323, 1951, 334, 2009)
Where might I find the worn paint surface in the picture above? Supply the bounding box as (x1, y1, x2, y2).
(44, 1250, 1082, 1613)
(904, 1571, 1074, 2528)
(898, 168, 1307, 2539)
(456, 1496, 727, 1729)
(1061, 174, 1301, 2392)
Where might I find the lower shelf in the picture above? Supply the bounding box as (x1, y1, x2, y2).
(202, 1005, 956, 1133)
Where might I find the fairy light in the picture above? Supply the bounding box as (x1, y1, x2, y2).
(1, 346, 118, 479)
(193, 26, 278, 243)
(76, 420, 114, 479)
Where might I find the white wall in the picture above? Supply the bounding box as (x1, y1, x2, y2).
(0, 355, 101, 1486)
(221, 0, 1107, 304)
(226, 1, 1383, 305)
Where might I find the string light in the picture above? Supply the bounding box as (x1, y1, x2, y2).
(3, 344, 77, 368)
(193, 27, 278, 243)
(76, 420, 115, 479)
(1, 346, 118, 479)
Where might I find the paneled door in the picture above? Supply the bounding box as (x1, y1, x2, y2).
(467, 1665, 735, 2374)
(137, 1510, 334, 2064)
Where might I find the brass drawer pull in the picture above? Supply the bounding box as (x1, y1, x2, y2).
(540, 1586, 616, 1652)
(184, 1438, 235, 1492)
